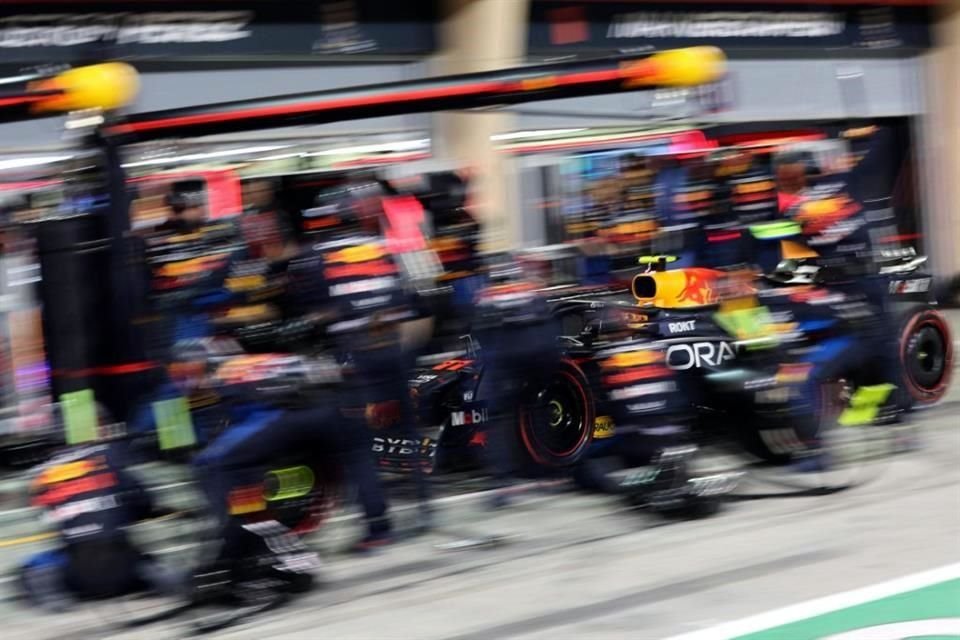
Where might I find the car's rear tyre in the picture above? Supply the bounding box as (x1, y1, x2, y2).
(519, 359, 595, 468)
(899, 308, 953, 406)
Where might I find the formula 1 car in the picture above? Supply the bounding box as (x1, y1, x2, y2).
(534, 239, 952, 467)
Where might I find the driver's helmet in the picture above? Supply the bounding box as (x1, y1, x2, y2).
(767, 259, 820, 285)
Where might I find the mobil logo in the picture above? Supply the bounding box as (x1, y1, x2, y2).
(450, 403, 488, 427)
(666, 340, 737, 370)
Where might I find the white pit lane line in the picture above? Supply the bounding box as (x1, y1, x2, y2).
(664, 561, 960, 640)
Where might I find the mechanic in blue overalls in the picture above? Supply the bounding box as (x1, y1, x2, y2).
(19, 431, 180, 610)
(194, 178, 417, 571)
(778, 151, 904, 420)
(472, 257, 562, 507)
(144, 181, 246, 358)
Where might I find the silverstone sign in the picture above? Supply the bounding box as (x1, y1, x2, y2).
(529, 2, 931, 52)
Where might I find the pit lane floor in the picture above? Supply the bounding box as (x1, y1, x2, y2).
(0, 321, 957, 638)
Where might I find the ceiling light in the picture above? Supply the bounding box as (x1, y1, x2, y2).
(491, 128, 587, 141)
(122, 144, 291, 168)
(0, 155, 74, 171)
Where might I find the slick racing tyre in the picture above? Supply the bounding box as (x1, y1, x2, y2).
(519, 359, 595, 468)
(899, 308, 953, 406)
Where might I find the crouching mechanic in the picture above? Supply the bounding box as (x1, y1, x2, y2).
(20, 438, 180, 610)
(193, 178, 414, 585)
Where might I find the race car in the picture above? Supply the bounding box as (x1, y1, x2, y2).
(533, 241, 952, 467)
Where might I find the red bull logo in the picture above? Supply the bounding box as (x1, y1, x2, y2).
(677, 269, 718, 306)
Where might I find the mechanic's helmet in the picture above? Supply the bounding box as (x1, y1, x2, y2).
(304, 177, 386, 239)
(168, 337, 241, 392)
(166, 180, 207, 230)
(419, 171, 469, 216)
(303, 185, 350, 238)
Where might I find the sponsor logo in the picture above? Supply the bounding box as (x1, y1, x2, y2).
(433, 359, 473, 372)
(329, 276, 395, 297)
(411, 373, 438, 385)
(36, 459, 100, 486)
(666, 319, 696, 333)
(323, 261, 397, 280)
(326, 244, 385, 264)
(626, 400, 668, 413)
(678, 270, 717, 305)
(46, 495, 118, 523)
(776, 362, 813, 384)
(602, 349, 663, 369)
(666, 341, 736, 370)
(609, 380, 677, 400)
(889, 277, 931, 294)
(33, 472, 118, 507)
(688, 472, 743, 497)
(372, 436, 436, 457)
(227, 485, 266, 516)
(621, 466, 661, 487)
(351, 294, 391, 309)
(0, 11, 253, 48)
(754, 387, 793, 404)
(607, 11, 845, 40)
(63, 523, 104, 539)
(604, 365, 672, 386)
(450, 406, 488, 427)
(592, 415, 616, 439)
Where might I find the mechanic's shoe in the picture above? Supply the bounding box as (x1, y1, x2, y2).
(351, 516, 394, 554)
(488, 490, 512, 510)
(263, 564, 316, 594)
(20, 565, 73, 613)
(892, 425, 922, 453)
(413, 505, 435, 534)
(350, 530, 394, 554)
(789, 451, 831, 473)
(189, 563, 235, 604)
(139, 559, 189, 597)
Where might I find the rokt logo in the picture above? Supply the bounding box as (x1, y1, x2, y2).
(667, 319, 696, 333)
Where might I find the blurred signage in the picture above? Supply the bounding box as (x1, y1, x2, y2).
(529, 2, 931, 51)
(0, 1, 436, 64)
